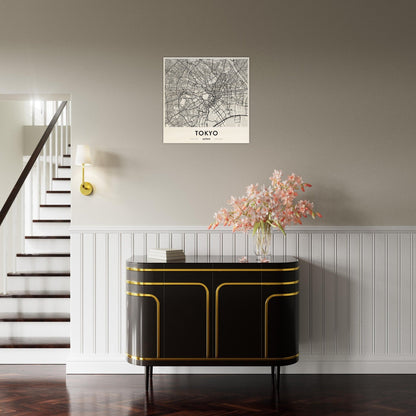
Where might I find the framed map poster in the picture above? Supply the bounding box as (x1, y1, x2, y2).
(163, 57, 249, 143)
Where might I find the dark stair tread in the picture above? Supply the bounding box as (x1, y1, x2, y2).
(16, 253, 70, 257)
(0, 337, 70, 348)
(7, 272, 70, 277)
(46, 191, 71, 194)
(0, 291, 70, 298)
(40, 204, 71, 208)
(0, 313, 70, 322)
(52, 178, 70, 181)
(33, 219, 71, 223)
(25, 236, 70, 239)
(58, 165, 71, 169)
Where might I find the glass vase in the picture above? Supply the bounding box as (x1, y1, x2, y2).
(253, 223, 272, 261)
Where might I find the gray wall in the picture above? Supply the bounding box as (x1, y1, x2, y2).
(0, 0, 415, 226)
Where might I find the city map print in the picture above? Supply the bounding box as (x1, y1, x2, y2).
(163, 57, 249, 143)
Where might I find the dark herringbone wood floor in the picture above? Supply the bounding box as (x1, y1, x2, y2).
(0, 365, 415, 415)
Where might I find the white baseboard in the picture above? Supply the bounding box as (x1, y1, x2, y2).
(66, 354, 144, 374)
(66, 354, 416, 374)
(0, 349, 69, 364)
(286, 356, 416, 374)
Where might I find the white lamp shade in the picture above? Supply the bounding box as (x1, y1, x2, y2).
(75, 145, 92, 166)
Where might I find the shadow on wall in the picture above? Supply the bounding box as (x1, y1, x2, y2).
(298, 258, 356, 368)
(89, 150, 123, 195)
(309, 182, 373, 225)
(89, 149, 157, 196)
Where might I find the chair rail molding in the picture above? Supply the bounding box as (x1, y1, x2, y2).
(68, 225, 416, 374)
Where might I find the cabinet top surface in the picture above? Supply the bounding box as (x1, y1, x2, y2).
(127, 255, 298, 268)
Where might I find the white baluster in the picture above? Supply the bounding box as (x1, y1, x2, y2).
(20, 185, 25, 254)
(26, 161, 33, 236)
(49, 122, 53, 191)
(61, 107, 65, 161)
(36, 159, 41, 219)
(11, 200, 18, 273)
(54, 102, 59, 177)
(59, 101, 64, 160)
(65, 102, 70, 150)
(68, 101, 71, 148)
(1, 222, 7, 294)
(42, 147, 46, 205)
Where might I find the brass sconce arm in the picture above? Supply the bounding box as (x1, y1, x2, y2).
(80, 164, 93, 196)
(76, 145, 94, 196)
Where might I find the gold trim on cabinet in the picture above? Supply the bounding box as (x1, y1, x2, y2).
(264, 291, 300, 357)
(126, 291, 160, 358)
(127, 267, 299, 272)
(127, 268, 300, 361)
(126, 280, 210, 357)
(127, 353, 299, 362)
(214, 282, 299, 357)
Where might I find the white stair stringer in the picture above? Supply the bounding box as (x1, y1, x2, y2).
(1, 146, 71, 363)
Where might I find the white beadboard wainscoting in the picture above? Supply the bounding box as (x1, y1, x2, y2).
(67, 226, 416, 374)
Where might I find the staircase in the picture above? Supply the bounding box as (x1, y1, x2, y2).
(0, 101, 71, 363)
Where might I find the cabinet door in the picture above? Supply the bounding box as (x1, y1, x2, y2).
(262, 269, 299, 359)
(162, 269, 211, 358)
(214, 270, 262, 358)
(127, 269, 164, 359)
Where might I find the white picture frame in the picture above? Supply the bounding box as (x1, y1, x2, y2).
(163, 57, 249, 143)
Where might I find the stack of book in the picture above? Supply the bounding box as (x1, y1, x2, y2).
(147, 248, 185, 262)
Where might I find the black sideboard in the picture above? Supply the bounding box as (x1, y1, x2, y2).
(126, 255, 299, 390)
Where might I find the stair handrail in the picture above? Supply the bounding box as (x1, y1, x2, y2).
(0, 100, 68, 226)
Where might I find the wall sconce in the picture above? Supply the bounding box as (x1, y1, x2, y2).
(75, 145, 93, 196)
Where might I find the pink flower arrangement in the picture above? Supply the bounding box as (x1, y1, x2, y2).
(209, 170, 321, 235)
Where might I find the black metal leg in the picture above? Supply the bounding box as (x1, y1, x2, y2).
(276, 366, 280, 397)
(145, 366, 150, 391)
(270, 366, 279, 407)
(145, 367, 154, 408)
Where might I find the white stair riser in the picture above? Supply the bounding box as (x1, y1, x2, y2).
(0, 349, 69, 364)
(0, 322, 69, 338)
(0, 298, 69, 314)
(32, 222, 70, 236)
(57, 168, 71, 179)
(52, 180, 71, 191)
(25, 239, 70, 253)
(39, 206, 71, 220)
(46, 193, 71, 205)
(5, 277, 70, 292)
(16, 257, 70, 273)
(61, 157, 71, 167)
